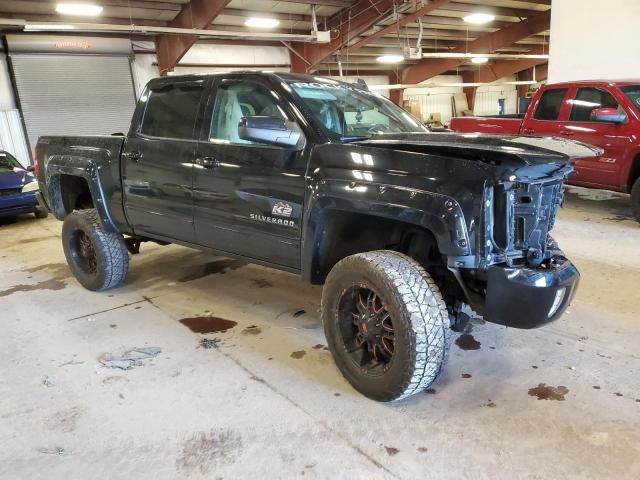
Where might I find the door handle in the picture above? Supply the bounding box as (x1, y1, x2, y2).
(559, 130, 575, 136)
(195, 157, 219, 169)
(123, 151, 143, 162)
(522, 128, 535, 134)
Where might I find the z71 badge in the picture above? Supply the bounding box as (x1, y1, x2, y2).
(272, 201, 293, 217)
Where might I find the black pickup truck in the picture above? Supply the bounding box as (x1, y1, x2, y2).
(35, 72, 598, 402)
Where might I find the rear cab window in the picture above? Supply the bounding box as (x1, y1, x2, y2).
(533, 88, 568, 121)
(139, 82, 205, 139)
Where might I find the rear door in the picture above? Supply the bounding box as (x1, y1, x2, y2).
(122, 79, 207, 242)
(561, 86, 633, 188)
(521, 87, 570, 136)
(192, 76, 307, 269)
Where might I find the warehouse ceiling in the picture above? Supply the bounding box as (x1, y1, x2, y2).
(0, 0, 551, 83)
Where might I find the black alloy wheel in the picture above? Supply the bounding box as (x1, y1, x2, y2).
(338, 285, 396, 374)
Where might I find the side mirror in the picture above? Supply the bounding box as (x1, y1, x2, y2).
(590, 107, 627, 124)
(26, 165, 35, 172)
(238, 116, 303, 149)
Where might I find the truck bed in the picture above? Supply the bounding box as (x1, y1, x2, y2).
(449, 116, 523, 135)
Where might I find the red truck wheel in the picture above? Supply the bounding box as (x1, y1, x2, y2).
(631, 178, 640, 223)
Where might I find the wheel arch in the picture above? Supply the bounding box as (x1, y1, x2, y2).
(46, 155, 118, 233)
(301, 188, 471, 284)
(627, 151, 640, 193)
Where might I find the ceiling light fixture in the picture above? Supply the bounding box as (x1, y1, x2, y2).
(245, 17, 280, 29)
(25, 24, 76, 31)
(463, 13, 495, 25)
(471, 57, 489, 64)
(55, 3, 103, 16)
(376, 54, 404, 64)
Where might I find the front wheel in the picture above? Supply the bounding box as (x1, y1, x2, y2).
(322, 251, 450, 402)
(62, 209, 129, 291)
(631, 177, 640, 223)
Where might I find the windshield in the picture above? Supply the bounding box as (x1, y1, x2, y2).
(0, 152, 22, 171)
(287, 79, 427, 140)
(621, 85, 640, 112)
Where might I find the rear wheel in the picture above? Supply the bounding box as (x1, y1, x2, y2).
(631, 178, 640, 223)
(322, 251, 450, 402)
(62, 209, 129, 291)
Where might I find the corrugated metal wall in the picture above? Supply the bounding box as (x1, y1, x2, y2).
(0, 109, 30, 167)
(10, 54, 136, 150)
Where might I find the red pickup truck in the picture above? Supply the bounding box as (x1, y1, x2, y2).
(450, 80, 640, 222)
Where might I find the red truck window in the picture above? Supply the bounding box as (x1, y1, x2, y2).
(569, 88, 620, 122)
(534, 88, 568, 121)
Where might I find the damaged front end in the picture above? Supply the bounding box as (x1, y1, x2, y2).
(476, 164, 578, 328)
(445, 137, 600, 329)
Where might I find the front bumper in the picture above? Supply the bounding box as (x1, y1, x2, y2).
(0, 191, 39, 217)
(483, 258, 579, 329)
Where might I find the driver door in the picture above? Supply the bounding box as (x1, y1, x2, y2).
(192, 76, 306, 270)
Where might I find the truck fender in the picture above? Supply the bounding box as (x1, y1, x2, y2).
(301, 180, 471, 283)
(45, 154, 118, 233)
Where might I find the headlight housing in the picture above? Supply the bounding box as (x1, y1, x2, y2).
(21, 180, 40, 193)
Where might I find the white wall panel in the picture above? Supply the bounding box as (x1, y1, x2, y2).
(404, 75, 462, 124)
(0, 110, 30, 167)
(474, 79, 517, 116)
(0, 54, 16, 110)
(549, 0, 640, 82)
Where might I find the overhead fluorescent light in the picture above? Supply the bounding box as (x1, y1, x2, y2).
(56, 3, 103, 16)
(25, 24, 76, 31)
(471, 57, 489, 64)
(376, 54, 404, 64)
(245, 17, 280, 29)
(463, 13, 495, 25)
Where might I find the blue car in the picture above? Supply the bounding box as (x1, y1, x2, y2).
(0, 150, 48, 219)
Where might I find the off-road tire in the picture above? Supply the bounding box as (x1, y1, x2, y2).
(62, 209, 129, 291)
(34, 206, 49, 219)
(322, 250, 451, 402)
(631, 177, 640, 223)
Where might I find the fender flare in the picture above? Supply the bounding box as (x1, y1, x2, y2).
(45, 154, 118, 233)
(301, 181, 471, 283)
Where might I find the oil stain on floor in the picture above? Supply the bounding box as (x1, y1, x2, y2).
(290, 350, 306, 359)
(0, 278, 66, 298)
(178, 259, 246, 282)
(455, 333, 481, 350)
(528, 383, 569, 401)
(179, 316, 238, 334)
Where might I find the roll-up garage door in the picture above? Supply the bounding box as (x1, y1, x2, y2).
(7, 36, 136, 150)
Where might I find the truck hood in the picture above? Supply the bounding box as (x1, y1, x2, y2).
(356, 132, 602, 166)
(0, 169, 30, 190)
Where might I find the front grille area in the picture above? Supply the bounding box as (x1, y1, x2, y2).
(491, 179, 564, 266)
(0, 188, 22, 197)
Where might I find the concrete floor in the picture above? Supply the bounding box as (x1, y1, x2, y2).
(1, 187, 639, 480)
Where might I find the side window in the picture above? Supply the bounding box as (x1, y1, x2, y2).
(210, 82, 287, 144)
(569, 87, 620, 122)
(140, 83, 204, 139)
(533, 88, 568, 121)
